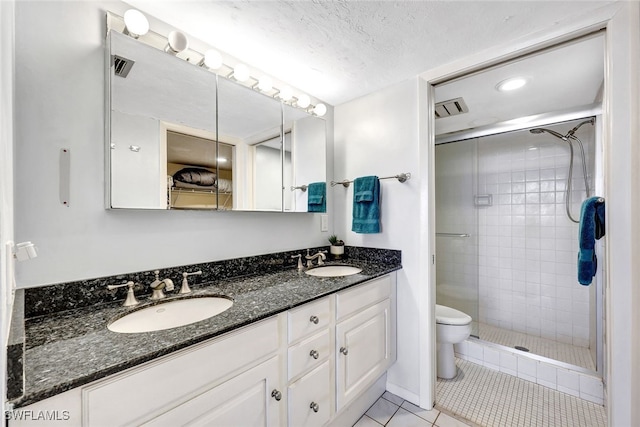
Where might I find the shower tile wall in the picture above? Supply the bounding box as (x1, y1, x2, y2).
(476, 127, 594, 347)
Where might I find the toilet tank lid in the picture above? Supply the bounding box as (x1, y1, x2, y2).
(435, 304, 472, 325)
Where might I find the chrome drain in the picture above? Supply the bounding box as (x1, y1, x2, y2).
(515, 346, 530, 352)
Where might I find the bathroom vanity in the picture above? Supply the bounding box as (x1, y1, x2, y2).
(7, 248, 400, 426)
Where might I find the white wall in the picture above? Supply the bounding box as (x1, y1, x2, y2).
(13, 0, 331, 288)
(334, 78, 422, 402)
(1, 0, 15, 413)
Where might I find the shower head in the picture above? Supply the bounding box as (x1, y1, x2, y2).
(566, 117, 595, 138)
(529, 128, 567, 140)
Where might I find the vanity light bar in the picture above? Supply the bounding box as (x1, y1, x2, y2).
(109, 10, 328, 117)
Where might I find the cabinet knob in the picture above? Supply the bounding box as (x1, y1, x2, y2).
(309, 315, 319, 324)
(310, 402, 320, 413)
(339, 346, 349, 356)
(309, 349, 319, 359)
(271, 389, 282, 401)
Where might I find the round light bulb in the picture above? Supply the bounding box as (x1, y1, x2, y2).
(165, 31, 189, 55)
(123, 9, 149, 38)
(496, 77, 528, 92)
(258, 76, 273, 92)
(297, 94, 311, 109)
(233, 64, 250, 82)
(313, 103, 327, 117)
(202, 50, 223, 69)
(278, 86, 293, 101)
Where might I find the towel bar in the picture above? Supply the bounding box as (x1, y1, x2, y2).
(291, 185, 308, 192)
(436, 233, 471, 238)
(331, 172, 411, 188)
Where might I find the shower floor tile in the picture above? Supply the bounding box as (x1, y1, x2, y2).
(472, 322, 595, 371)
(436, 358, 606, 427)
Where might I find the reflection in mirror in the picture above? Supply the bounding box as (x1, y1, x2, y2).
(108, 30, 216, 209)
(166, 129, 234, 210)
(283, 104, 327, 212)
(217, 77, 283, 211)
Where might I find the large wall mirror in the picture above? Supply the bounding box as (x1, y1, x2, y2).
(106, 27, 327, 212)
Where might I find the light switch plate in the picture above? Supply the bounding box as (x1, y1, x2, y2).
(321, 214, 328, 232)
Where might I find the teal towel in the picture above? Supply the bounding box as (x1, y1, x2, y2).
(307, 182, 326, 213)
(352, 176, 380, 234)
(578, 197, 605, 285)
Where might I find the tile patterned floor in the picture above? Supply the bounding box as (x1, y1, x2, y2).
(472, 321, 595, 371)
(354, 358, 606, 427)
(436, 358, 606, 427)
(353, 391, 474, 427)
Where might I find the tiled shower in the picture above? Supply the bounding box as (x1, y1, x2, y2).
(435, 117, 601, 378)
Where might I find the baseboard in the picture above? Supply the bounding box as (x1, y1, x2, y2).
(385, 381, 421, 407)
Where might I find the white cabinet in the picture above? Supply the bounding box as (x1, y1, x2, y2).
(286, 297, 332, 426)
(11, 273, 396, 427)
(82, 316, 283, 426)
(143, 356, 282, 427)
(288, 361, 331, 427)
(335, 275, 396, 411)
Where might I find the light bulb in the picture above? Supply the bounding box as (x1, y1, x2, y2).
(123, 9, 149, 38)
(258, 76, 273, 92)
(496, 77, 528, 92)
(233, 64, 250, 82)
(297, 94, 310, 109)
(313, 103, 327, 117)
(278, 86, 293, 101)
(164, 31, 189, 55)
(200, 50, 222, 69)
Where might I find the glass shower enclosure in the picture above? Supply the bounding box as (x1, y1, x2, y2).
(435, 117, 602, 373)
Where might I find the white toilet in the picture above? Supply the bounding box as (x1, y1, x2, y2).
(436, 304, 472, 379)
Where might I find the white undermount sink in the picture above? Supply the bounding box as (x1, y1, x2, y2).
(305, 265, 363, 277)
(108, 296, 233, 334)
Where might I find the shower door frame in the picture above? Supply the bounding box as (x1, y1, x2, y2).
(417, 3, 640, 425)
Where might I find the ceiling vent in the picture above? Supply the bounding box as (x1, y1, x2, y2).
(435, 97, 469, 119)
(112, 55, 135, 78)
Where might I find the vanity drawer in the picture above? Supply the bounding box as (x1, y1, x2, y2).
(336, 274, 391, 320)
(288, 296, 330, 343)
(288, 360, 331, 427)
(288, 328, 330, 380)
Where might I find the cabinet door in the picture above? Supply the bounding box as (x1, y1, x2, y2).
(288, 361, 331, 427)
(143, 356, 283, 427)
(336, 299, 391, 411)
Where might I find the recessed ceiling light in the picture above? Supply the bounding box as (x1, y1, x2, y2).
(496, 77, 528, 92)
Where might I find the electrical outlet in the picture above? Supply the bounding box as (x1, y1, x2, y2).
(321, 214, 329, 232)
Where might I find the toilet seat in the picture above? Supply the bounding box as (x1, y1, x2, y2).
(435, 304, 472, 326)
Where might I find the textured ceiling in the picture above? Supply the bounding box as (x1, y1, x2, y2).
(126, 0, 615, 106)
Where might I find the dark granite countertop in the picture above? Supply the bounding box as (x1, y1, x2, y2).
(12, 258, 401, 407)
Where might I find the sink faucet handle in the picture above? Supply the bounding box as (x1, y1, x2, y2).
(107, 281, 139, 307)
(180, 270, 203, 294)
(291, 254, 304, 270)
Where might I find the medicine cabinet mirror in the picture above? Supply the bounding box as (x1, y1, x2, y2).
(106, 28, 327, 212)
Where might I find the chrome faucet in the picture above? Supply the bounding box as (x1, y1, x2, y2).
(107, 281, 139, 307)
(149, 270, 175, 300)
(291, 254, 304, 270)
(305, 249, 327, 267)
(180, 270, 202, 294)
